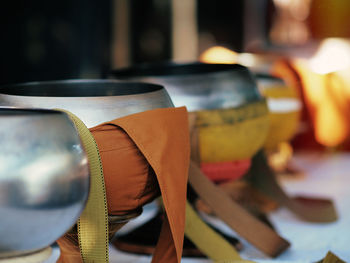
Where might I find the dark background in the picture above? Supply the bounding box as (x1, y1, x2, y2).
(0, 0, 259, 85)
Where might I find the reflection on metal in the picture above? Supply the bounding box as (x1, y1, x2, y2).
(0, 80, 173, 128)
(111, 63, 262, 111)
(0, 108, 89, 258)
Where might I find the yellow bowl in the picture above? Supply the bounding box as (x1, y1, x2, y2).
(264, 110, 300, 150)
(195, 100, 270, 163)
(258, 77, 302, 150)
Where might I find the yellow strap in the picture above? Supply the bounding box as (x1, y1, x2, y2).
(318, 251, 346, 263)
(185, 202, 254, 263)
(59, 109, 109, 263)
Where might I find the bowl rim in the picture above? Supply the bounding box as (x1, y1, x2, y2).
(110, 62, 250, 78)
(0, 79, 164, 97)
(0, 107, 63, 115)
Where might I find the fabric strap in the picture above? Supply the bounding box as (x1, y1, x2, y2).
(188, 112, 290, 257)
(188, 161, 290, 257)
(108, 107, 190, 263)
(184, 201, 250, 262)
(316, 251, 346, 263)
(59, 109, 109, 263)
(59, 107, 190, 263)
(248, 151, 338, 222)
(214, 251, 346, 263)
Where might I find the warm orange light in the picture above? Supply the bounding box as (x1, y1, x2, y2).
(199, 46, 238, 64)
(294, 45, 350, 148)
(309, 38, 350, 74)
(199, 46, 264, 68)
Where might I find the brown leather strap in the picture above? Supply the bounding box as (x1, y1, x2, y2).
(188, 111, 289, 257)
(188, 161, 290, 257)
(197, 180, 278, 214)
(247, 151, 338, 222)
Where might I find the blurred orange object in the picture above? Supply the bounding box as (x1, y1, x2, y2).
(199, 46, 238, 64)
(200, 159, 251, 183)
(272, 54, 350, 150)
(271, 58, 324, 150)
(293, 61, 350, 147)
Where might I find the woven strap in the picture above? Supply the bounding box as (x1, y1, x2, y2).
(185, 201, 247, 261)
(60, 109, 109, 263)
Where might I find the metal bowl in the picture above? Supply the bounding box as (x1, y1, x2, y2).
(110, 62, 263, 111)
(255, 73, 286, 90)
(0, 108, 89, 258)
(0, 80, 173, 256)
(0, 80, 173, 128)
(254, 73, 302, 150)
(111, 63, 269, 164)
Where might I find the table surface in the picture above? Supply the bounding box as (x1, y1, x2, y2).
(47, 152, 350, 262)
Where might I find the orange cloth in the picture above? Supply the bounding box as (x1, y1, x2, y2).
(57, 107, 190, 263)
(91, 124, 160, 215)
(271, 59, 324, 150)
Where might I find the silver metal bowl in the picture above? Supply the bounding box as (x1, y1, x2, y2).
(110, 63, 263, 111)
(0, 80, 173, 128)
(0, 80, 173, 256)
(0, 108, 89, 258)
(254, 73, 286, 90)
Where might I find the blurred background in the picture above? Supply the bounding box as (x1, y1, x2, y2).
(2, 0, 350, 150)
(3, 0, 350, 82)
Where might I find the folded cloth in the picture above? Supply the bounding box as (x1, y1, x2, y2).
(57, 107, 190, 263)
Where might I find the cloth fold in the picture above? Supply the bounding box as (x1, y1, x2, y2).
(105, 107, 190, 263)
(57, 107, 190, 263)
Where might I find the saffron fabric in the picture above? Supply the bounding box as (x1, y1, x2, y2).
(57, 107, 190, 263)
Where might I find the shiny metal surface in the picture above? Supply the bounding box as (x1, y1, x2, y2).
(0, 80, 173, 128)
(254, 73, 286, 90)
(110, 63, 263, 111)
(0, 108, 89, 258)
